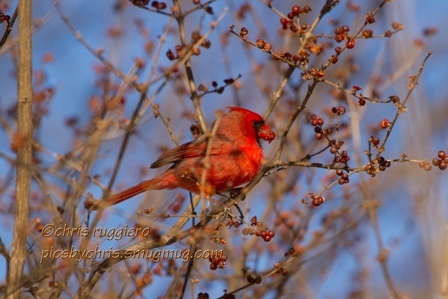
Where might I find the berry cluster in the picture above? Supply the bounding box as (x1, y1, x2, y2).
(197, 291, 235, 299)
(328, 55, 338, 64)
(130, 0, 166, 9)
(166, 31, 211, 61)
(273, 50, 310, 65)
(274, 262, 289, 276)
(314, 126, 333, 140)
(365, 13, 376, 24)
(239, 27, 248, 37)
(377, 156, 391, 171)
(362, 29, 373, 38)
(365, 156, 391, 175)
(334, 25, 351, 43)
(0, 12, 10, 23)
(312, 196, 325, 206)
(310, 114, 324, 126)
(369, 135, 380, 148)
(333, 25, 357, 49)
(255, 39, 272, 52)
(335, 150, 350, 164)
(150, 1, 167, 9)
(329, 139, 345, 154)
(210, 237, 226, 246)
(226, 218, 241, 228)
(432, 150, 448, 170)
(380, 118, 390, 129)
(197, 293, 209, 299)
(197, 293, 235, 299)
(352, 85, 362, 93)
(209, 253, 228, 270)
(328, 46, 342, 64)
(331, 105, 346, 116)
(346, 39, 356, 49)
(336, 169, 349, 185)
(246, 274, 262, 284)
(418, 161, 433, 172)
(279, 6, 312, 33)
(284, 247, 298, 257)
(191, 0, 214, 13)
(130, 0, 149, 7)
(241, 216, 275, 242)
(197, 77, 236, 95)
(349, 85, 367, 105)
(305, 193, 326, 207)
(302, 68, 325, 80)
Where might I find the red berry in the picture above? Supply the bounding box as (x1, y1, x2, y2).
(438, 151, 446, 159)
(317, 117, 324, 125)
(312, 196, 325, 206)
(291, 6, 301, 15)
(432, 158, 440, 166)
(365, 14, 375, 24)
(439, 162, 447, 170)
(157, 2, 166, 9)
(346, 40, 355, 49)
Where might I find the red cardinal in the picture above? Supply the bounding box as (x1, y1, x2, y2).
(87, 107, 275, 210)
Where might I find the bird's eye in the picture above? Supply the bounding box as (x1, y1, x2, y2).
(253, 121, 264, 128)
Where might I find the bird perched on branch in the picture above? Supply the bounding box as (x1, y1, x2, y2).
(85, 107, 275, 210)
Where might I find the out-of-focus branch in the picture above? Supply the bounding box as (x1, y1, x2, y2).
(376, 51, 432, 159)
(6, 1, 33, 298)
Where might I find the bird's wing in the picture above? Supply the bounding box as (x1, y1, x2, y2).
(150, 136, 211, 168)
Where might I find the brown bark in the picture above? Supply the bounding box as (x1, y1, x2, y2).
(6, 0, 33, 298)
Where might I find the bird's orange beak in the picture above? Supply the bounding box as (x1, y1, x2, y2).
(258, 124, 276, 143)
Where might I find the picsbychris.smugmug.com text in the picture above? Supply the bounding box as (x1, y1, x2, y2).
(39, 224, 223, 264)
